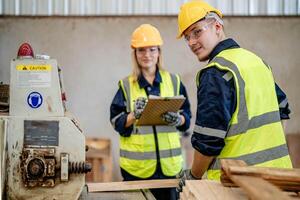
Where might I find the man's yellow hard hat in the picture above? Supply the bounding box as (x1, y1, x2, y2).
(131, 24, 163, 48)
(177, 0, 222, 38)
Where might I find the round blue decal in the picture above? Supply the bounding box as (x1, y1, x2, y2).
(27, 92, 43, 108)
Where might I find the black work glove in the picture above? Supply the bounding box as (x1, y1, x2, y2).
(161, 111, 182, 127)
(176, 169, 198, 193)
(133, 97, 147, 119)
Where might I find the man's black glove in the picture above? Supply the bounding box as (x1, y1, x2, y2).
(161, 111, 182, 127)
(176, 169, 198, 193)
(133, 97, 147, 119)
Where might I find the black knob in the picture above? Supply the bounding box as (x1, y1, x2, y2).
(27, 158, 45, 179)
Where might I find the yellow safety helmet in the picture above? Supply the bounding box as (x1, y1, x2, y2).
(131, 24, 163, 48)
(177, 0, 222, 38)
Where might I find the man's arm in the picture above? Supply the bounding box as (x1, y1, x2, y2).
(191, 150, 214, 178)
(176, 81, 192, 132)
(275, 83, 291, 120)
(191, 68, 236, 171)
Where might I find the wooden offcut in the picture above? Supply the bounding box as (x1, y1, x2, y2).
(180, 180, 248, 200)
(220, 159, 300, 191)
(87, 179, 179, 192)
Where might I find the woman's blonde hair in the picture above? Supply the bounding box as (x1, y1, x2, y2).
(131, 47, 163, 82)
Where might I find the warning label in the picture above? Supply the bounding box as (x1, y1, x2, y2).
(16, 65, 52, 88)
(16, 65, 52, 71)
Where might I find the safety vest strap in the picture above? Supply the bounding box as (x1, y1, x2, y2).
(209, 144, 289, 170)
(170, 73, 180, 96)
(120, 147, 182, 160)
(210, 56, 281, 137)
(120, 77, 131, 112)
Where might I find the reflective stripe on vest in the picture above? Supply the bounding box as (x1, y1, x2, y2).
(132, 126, 177, 135)
(209, 144, 289, 170)
(119, 70, 183, 178)
(120, 147, 182, 160)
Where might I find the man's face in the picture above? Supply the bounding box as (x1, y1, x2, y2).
(183, 19, 219, 62)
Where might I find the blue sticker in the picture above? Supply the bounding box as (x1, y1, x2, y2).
(27, 92, 43, 108)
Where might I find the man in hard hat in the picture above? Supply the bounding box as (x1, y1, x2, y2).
(110, 24, 191, 200)
(176, 0, 292, 188)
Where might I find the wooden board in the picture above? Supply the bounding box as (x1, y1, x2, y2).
(230, 175, 292, 200)
(87, 179, 179, 192)
(87, 191, 149, 200)
(181, 180, 248, 200)
(136, 96, 185, 126)
(220, 159, 300, 191)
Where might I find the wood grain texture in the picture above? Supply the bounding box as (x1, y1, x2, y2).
(87, 179, 179, 192)
(230, 175, 292, 200)
(180, 180, 247, 200)
(220, 159, 300, 191)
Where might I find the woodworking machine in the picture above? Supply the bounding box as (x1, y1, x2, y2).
(0, 43, 91, 200)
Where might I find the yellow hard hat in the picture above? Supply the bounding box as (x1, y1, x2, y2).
(131, 24, 163, 48)
(177, 0, 222, 38)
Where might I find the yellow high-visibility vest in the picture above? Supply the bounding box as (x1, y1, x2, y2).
(195, 48, 292, 180)
(118, 70, 183, 178)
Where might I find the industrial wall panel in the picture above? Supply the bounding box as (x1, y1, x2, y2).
(1, 0, 300, 16)
(283, 0, 298, 15)
(3, 0, 14, 15)
(149, 0, 161, 15)
(53, 0, 64, 15)
(85, 0, 97, 15)
(217, 0, 233, 15)
(166, 0, 182, 15)
(116, 0, 132, 15)
(36, 0, 52, 15)
(232, 0, 249, 15)
(99, 0, 118, 15)
(133, 0, 149, 15)
(19, 0, 32, 15)
(0, 0, 2, 15)
(267, 0, 284, 15)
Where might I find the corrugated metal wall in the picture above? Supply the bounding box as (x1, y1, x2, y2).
(0, 0, 299, 16)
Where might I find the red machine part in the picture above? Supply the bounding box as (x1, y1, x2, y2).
(17, 43, 34, 58)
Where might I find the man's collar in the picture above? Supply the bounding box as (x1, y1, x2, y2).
(209, 38, 240, 61)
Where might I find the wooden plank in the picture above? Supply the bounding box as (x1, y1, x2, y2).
(230, 175, 292, 200)
(87, 191, 147, 200)
(183, 180, 247, 200)
(227, 165, 300, 181)
(141, 189, 156, 200)
(87, 179, 179, 192)
(220, 159, 300, 191)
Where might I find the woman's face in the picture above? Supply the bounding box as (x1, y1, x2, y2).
(135, 46, 159, 70)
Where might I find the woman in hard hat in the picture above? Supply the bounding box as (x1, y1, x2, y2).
(175, 0, 292, 191)
(110, 24, 191, 200)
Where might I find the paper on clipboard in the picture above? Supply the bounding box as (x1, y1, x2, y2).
(136, 95, 185, 126)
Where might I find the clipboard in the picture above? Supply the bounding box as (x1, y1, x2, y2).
(136, 95, 186, 126)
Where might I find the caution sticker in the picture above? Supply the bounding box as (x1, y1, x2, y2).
(16, 65, 52, 71)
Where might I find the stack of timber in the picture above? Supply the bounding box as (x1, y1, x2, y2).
(180, 180, 248, 200)
(221, 159, 300, 200)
